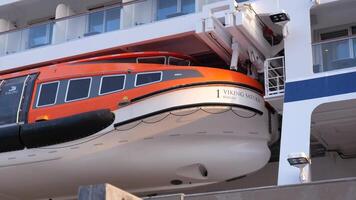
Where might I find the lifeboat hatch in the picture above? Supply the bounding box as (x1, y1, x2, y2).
(170, 179, 183, 186)
(0, 74, 37, 152)
(176, 163, 209, 180)
(0, 74, 37, 126)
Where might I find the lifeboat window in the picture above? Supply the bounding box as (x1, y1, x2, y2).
(136, 56, 166, 64)
(135, 71, 163, 87)
(65, 77, 92, 102)
(168, 56, 190, 66)
(36, 81, 60, 107)
(99, 75, 126, 95)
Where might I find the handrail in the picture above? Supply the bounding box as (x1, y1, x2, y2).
(0, 0, 147, 36)
(312, 35, 356, 46)
(265, 56, 284, 61)
(264, 56, 285, 97)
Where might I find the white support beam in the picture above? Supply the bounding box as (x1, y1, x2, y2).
(196, 15, 232, 63)
(230, 41, 239, 70)
(226, 8, 273, 58)
(278, 101, 315, 185)
(196, 0, 237, 64)
(0, 18, 14, 32)
(55, 3, 75, 19)
(278, 0, 315, 185)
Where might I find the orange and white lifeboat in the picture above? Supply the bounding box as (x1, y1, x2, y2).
(0, 52, 278, 199)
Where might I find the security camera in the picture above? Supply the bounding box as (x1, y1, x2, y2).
(269, 11, 290, 26)
(287, 152, 311, 183)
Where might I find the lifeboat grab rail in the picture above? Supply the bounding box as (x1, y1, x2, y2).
(264, 56, 285, 97)
(16, 75, 30, 123)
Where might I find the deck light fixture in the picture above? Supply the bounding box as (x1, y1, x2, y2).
(287, 152, 311, 183)
(270, 12, 290, 25)
(269, 11, 290, 37)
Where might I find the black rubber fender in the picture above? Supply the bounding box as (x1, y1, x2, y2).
(0, 124, 24, 153)
(20, 109, 115, 148)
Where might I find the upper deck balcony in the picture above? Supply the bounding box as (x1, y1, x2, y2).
(1, 0, 246, 72)
(311, 0, 356, 74)
(0, 0, 222, 57)
(312, 31, 356, 73)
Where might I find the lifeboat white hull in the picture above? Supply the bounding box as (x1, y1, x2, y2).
(0, 85, 277, 200)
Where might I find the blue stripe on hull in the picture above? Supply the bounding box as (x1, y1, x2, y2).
(285, 71, 356, 102)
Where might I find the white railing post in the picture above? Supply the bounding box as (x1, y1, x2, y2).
(264, 59, 269, 96)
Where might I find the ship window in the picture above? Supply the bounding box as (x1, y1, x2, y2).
(99, 75, 126, 95)
(105, 7, 121, 32)
(87, 10, 104, 35)
(137, 56, 166, 64)
(157, 0, 178, 20)
(28, 23, 53, 49)
(65, 78, 92, 102)
(168, 56, 190, 66)
(182, 0, 195, 14)
(86, 6, 121, 36)
(352, 26, 356, 35)
(156, 0, 195, 20)
(37, 81, 60, 107)
(320, 29, 348, 41)
(135, 72, 163, 87)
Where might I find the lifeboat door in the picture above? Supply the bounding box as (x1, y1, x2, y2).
(0, 74, 37, 126)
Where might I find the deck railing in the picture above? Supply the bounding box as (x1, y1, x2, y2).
(0, 0, 225, 57)
(264, 56, 285, 97)
(312, 36, 356, 73)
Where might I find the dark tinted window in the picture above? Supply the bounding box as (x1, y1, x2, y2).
(182, 0, 195, 14)
(352, 26, 356, 35)
(157, 0, 177, 20)
(137, 57, 166, 64)
(105, 7, 121, 32)
(66, 78, 91, 102)
(28, 23, 53, 48)
(37, 82, 59, 107)
(88, 11, 104, 34)
(169, 57, 190, 66)
(0, 76, 27, 125)
(100, 75, 125, 95)
(320, 29, 348, 41)
(135, 72, 162, 87)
